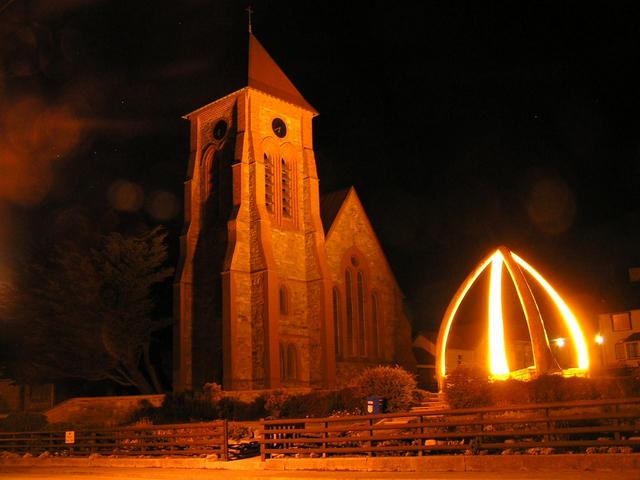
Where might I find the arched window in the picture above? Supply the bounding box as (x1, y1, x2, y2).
(279, 343, 286, 380)
(345, 269, 354, 356)
(333, 287, 341, 357)
(286, 344, 298, 381)
(262, 148, 295, 224)
(357, 271, 366, 356)
(279, 286, 288, 315)
(281, 158, 292, 217)
(371, 293, 379, 358)
(264, 153, 275, 213)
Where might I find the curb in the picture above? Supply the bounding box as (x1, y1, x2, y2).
(1, 453, 639, 472)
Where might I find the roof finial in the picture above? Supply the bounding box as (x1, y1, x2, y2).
(246, 5, 253, 34)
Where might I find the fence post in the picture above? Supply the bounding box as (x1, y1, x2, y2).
(418, 414, 424, 456)
(322, 421, 328, 458)
(613, 403, 621, 441)
(477, 412, 484, 451)
(544, 407, 550, 443)
(260, 419, 266, 461)
(222, 420, 229, 461)
(368, 417, 373, 457)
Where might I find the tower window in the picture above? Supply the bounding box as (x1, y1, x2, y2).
(281, 158, 292, 218)
(264, 153, 275, 213)
(286, 344, 298, 381)
(279, 286, 289, 315)
(279, 343, 286, 380)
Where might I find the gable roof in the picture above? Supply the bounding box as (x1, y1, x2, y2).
(319, 188, 351, 234)
(185, 33, 317, 117)
(321, 186, 406, 297)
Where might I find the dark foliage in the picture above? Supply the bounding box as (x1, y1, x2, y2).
(444, 365, 493, 409)
(0, 228, 173, 394)
(445, 366, 640, 409)
(0, 412, 48, 432)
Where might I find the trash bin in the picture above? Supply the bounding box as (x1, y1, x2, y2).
(366, 396, 385, 414)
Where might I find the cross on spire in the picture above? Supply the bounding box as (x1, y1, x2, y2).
(246, 6, 253, 34)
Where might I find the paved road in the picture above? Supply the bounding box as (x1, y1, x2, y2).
(1, 467, 639, 480)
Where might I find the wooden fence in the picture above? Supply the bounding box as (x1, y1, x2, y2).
(260, 397, 640, 459)
(0, 420, 228, 459)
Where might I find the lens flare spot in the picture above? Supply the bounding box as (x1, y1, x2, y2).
(108, 180, 144, 212)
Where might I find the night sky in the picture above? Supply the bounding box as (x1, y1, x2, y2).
(2, 0, 640, 335)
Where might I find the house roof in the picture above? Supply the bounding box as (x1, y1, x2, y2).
(623, 332, 640, 342)
(319, 188, 351, 234)
(185, 33, 317, 117)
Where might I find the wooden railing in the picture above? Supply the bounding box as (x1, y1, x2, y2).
(259, 398, 640, 459)
(0, 421, 228, 459)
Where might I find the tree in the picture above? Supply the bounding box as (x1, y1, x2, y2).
(0, 227, 173, 393)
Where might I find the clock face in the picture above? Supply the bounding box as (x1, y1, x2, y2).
(272, 118, 287, 138)
(213, 120, 228, 140)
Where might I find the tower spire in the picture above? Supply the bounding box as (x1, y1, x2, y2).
(246, 5, 253, 34)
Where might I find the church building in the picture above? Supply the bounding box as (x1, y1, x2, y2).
(173, 32, 415, 392)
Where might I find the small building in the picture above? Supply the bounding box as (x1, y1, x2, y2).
(596, 309, 640, 368)
(0, 378, 55, 415)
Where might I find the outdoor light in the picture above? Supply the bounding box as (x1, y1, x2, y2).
(595, 334, 604, 345)
(435, 246, 589, 388)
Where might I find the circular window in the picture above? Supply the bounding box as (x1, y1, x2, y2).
(213, 120, 228, 140)
(272, 118, 287, 138)
(351, 256, 359, 267)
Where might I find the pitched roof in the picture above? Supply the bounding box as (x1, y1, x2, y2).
(248, 35, 317, 113)
(319, 188, 351, 234)
(185, 33, 317, 117)
(623, 332, 640, 342)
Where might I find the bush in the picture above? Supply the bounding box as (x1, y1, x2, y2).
(333, 387, 362, 415)
(0, 412, 48, 432)
(351, 365, 417, 412)
(491, 378, 529, 406)
(217, 396, 266, 421)
(443, 365, 491, 409)
(262, 389, 290, 418)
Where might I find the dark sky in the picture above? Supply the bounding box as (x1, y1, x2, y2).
(2, 0, 640, 333)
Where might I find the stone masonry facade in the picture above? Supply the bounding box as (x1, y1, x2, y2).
(173, 33, 414, 392)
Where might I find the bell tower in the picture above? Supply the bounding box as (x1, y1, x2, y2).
(174, 33, 336, 391)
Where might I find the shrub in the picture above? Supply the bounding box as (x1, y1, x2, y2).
(228, 422, 254, 441)
(411, 388, 431, 405)
(280, 391, 335, 418)
(0, 412, 48, 432)
(351, 365, 417, 412)
(217, 396, 266, 421)
(203, 382, 224, 402)
(491, 378, 529, 406)
(443, 365, 491, 409)
(333, 387, 362, 415)
(528, 375, 571, 403)
(262, 389, 290, 418)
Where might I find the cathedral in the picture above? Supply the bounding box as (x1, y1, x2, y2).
(173, 32, 415, 392)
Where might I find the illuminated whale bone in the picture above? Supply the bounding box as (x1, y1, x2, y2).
(435, 246, 589, 388)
